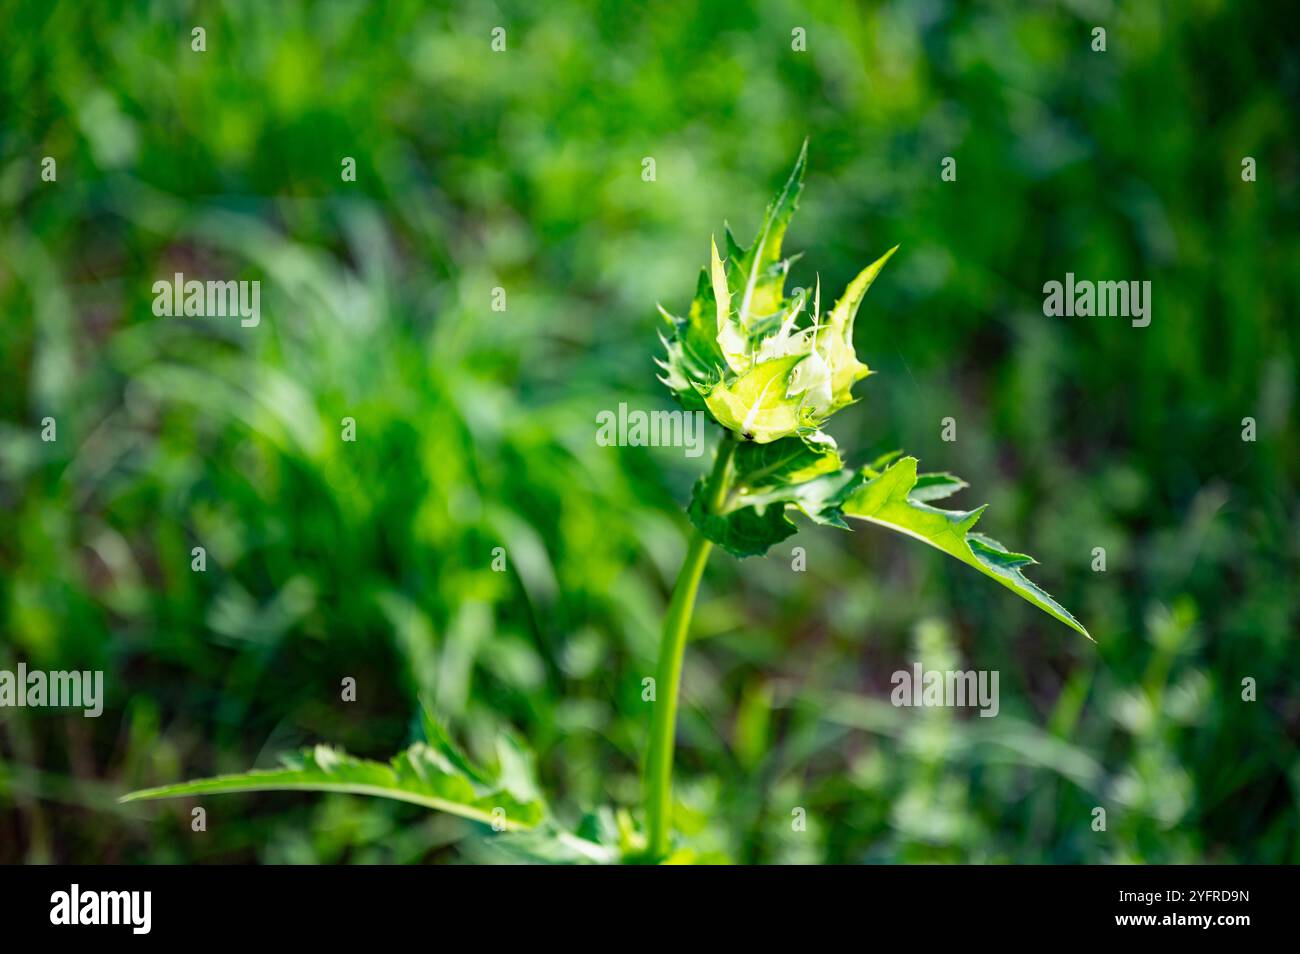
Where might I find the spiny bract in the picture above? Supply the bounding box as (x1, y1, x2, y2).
(657, 140, 895, 445)
(659, 142, 1090, 641)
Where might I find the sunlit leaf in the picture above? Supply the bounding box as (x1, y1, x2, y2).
(688, 433, 858, 557)
(842, 456, 1091, 639)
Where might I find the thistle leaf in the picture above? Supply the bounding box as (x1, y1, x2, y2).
(841, 457, 1091, 639)
(730, 432, 843, 490)
(120, 733, 547, 830)
(688, 434, 858, 557)
(687, 487, 800, 558)
(816, 245, 897, 414)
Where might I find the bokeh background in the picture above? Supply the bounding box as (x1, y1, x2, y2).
(2, 0, 1297, 864)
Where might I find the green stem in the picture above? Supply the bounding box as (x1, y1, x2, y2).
(644, 433, 736, 861)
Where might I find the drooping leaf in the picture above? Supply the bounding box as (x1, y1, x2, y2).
(841, 457, 1091, 639)
(688, 435, 861, 557)
(742, 466, 864, 530)
(688, 480, 799, 558)
(120, 737, 546, 830)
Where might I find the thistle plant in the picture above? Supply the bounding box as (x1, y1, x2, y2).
(644, 141, 1088, 859)
(121, 143, 1088, 864)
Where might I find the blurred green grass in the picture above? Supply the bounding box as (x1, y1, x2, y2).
(1, 0, 1297, 863)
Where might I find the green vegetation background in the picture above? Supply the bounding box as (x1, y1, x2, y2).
(1, 0, 1296, 863)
